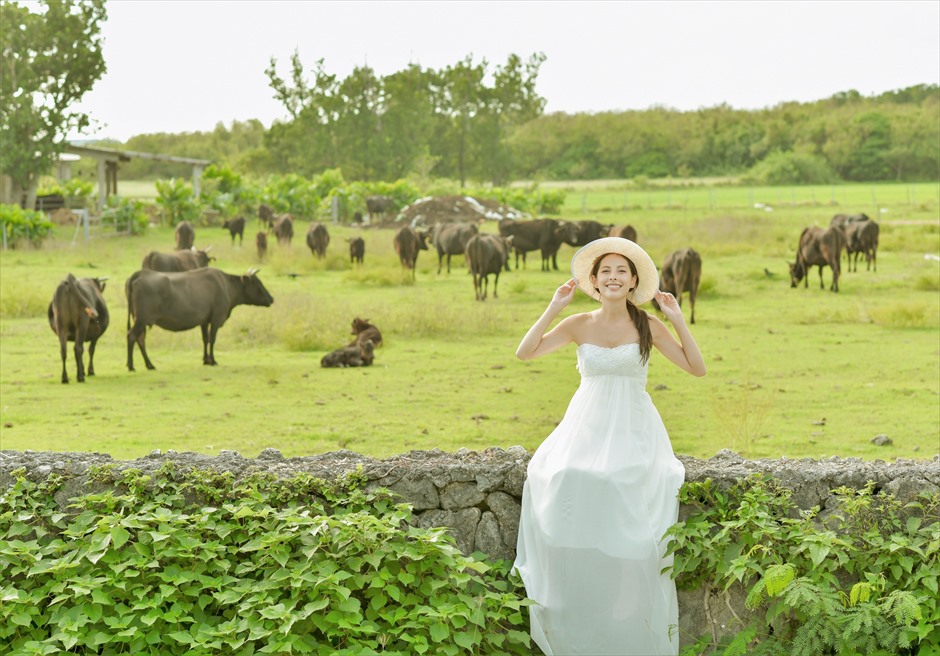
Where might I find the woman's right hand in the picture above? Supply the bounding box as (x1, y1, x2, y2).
(550, 278, 578, 309)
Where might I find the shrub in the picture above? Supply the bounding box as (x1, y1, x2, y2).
(155, 178, 203, 226)
(99, 196, 150, 235)
(0, 204, 53, 247)
(668, 476, 939, 655)
(743, 151, 839, 185)
(0, 465, 532, 655)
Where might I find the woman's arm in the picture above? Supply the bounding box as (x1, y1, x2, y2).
(516, 279, 580, 360)
(649, 290, 706, 376)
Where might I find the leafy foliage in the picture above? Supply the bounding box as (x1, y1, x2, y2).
(0, 204, 54, 247)
(154, 178, 203, 226)
(0, 465, 531, 655)
(668, 476, 940, 655)
(98, 196, 150, 235)
(742, 151, 839, 185)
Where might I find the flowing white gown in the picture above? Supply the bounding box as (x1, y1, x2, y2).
(514, 343, 685, 656)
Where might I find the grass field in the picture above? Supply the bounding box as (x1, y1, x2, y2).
(1, 182, 938, 462)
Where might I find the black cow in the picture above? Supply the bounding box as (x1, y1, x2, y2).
(393, 226, 429, 279)
(141, 247, 213, 272)
(609, 224, 638, 242)
(653, 248, 702, 324)
(306, 223, 330, 259)
(558, 220, 610, 247)
(125, 268, 274, 371)
(258, 203, 275, 229)
(48, 274, 110, 384)
(498, 218, 565, 271)
(431, 221, 478, 274)
(222, 216, 245, 246)
(844, 219, 879, 272)
(348, 236, 365, 266)
(256, 232, 268, 261)
(789, 226, 845, 292)
(273, 214, 294, 246)
(321, 339, 375, 368)
(175, 221, 195, 250)
(365, 195, 394, 223)
(465, 233, 512, 301)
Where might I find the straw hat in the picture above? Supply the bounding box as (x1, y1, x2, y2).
(570, 237, 659, 304)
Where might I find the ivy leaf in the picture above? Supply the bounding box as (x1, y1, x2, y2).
(110, 526, 130, 550)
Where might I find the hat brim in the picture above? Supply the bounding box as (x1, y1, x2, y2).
(570, 237, 659, 305)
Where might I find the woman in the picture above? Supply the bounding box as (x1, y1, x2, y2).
(513, 237, 706, 655)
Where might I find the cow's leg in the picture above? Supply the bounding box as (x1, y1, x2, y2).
(130, 320, 156, 370)
(818, 266, 825, 289)
(59, 330, 69, 384)
(446, 253, 452, 274)
(87, 337, 97, 376)
(201, 324, 213, 365)
(206, 324, 219, 365)
(74, 339, 86, 383)
(493, 273, 500, 299)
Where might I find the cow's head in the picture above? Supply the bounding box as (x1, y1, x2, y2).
(92, 276, 109, 294)
(65, 273, 99, 318)
(417, 230, 430, 250)
(351, 317, 373, 334)
(194, 247, 215, 267)
(788, 261, 805, 287)
(556, 221, 579, 246)
(241, 269, 274, 307)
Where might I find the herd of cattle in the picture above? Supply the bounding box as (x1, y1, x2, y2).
(47, 205, 879, 384)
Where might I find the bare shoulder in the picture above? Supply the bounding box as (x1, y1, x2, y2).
(555, 311, 593, 337)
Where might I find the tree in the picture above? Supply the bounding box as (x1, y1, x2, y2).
(0, 0, 107, 208)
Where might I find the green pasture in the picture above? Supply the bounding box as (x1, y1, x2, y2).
(1, 185, 938, 462)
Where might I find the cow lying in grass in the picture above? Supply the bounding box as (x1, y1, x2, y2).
(321, 339, 375, 368)
(349, 317, 382, 349)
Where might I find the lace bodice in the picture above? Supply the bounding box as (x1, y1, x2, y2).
(576, 343, 648, 383)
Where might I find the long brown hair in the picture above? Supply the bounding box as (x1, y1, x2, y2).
(591, 253, 653, 363)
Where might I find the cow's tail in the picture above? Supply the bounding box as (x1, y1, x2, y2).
(125, 271, 139, 331)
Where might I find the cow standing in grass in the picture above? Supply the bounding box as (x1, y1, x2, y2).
(789, 226, 845, 292)
(465, 233, 512, 301)
(653, 248, 702, 324)
(348, 237, 365, 266)
(125, 268, 274, 371)
(222, 216, 245, 246)
(273, 214, 294, 246)
(393, 226, 428, 279)
(175, 221, 195, 250)
(431, 221, 478, 274)
(141, 247, 213, 272)
(48, 274, 110, 384)
(498, 218, 565, 271)
(306, 223, 330, 259)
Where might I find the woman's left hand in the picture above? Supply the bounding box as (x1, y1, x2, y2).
(654, 290, 684, 323)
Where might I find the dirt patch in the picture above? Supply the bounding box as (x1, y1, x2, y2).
(395, 195, 529, 227)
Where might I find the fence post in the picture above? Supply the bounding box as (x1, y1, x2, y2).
(581, 193, 587, 213)
(2, 222, 7, 250)
(871, 186, 877, 215)
(708, 187, 714, 210)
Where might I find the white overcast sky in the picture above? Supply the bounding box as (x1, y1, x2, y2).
(62, 0, 940, 142)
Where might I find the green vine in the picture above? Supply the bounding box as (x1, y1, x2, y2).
(667, 475, 940, 655)
(0, 466, 531, 655)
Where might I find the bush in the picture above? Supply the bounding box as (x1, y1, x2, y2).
(36, 178, 96, 209)
(0, 204, 53, 247)
(0, 465, 532, 655)
(155, 178, 203, 226)
(668, 476, 939, 655)
(743, 151, 839, 186)
(99, 196, 150, 235)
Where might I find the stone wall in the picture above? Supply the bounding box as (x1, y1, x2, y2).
(2, 447, 938, 645)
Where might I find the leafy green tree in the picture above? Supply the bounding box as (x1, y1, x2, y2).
(0, 0, 107, 209)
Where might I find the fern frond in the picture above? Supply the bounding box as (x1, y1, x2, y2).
(880, 590, 922, 626)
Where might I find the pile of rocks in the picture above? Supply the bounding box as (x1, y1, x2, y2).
(396, 195, 528, 227)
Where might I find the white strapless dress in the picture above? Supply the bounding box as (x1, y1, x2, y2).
(514, 343, 684, 655)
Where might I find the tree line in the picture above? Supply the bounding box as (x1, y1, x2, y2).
(103, 82, 939, 187)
